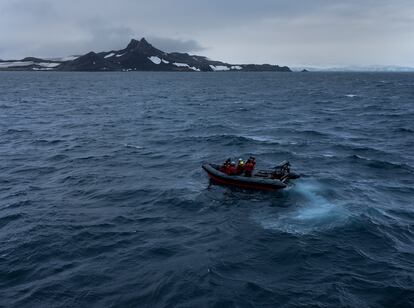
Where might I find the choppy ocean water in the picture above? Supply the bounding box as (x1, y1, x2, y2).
(0, 71, 413, 307)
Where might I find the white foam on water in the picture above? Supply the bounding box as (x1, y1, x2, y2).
(254, 181, 350, 234)
(124, 144, 144, 149)
(345, 94, 357, 98)
(244, 135, 277, 143)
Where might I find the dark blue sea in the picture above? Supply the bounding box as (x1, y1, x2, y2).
(0, 72, 413, 307)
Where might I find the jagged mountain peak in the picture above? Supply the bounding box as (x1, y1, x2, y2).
(140, 37, 149, 44)
(125, 37, 157, 54)
(126, 39, 139, 49)
(84, 51, 98, 57)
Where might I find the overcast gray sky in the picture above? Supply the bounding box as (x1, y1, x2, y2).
(1, 0, 413, 66)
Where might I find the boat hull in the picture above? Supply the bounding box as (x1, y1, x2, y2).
(202, 163, 287, 191)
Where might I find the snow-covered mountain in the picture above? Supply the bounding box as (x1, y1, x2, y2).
(0, 38, 291, 72)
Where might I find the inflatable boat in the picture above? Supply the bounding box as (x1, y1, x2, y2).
(202, 161, 299, 191)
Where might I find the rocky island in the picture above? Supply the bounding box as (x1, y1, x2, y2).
(0, 38, 291, 72)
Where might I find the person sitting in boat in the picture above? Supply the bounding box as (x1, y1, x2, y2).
(226, 161, 237, 175)
(236, 158, 245, 175)
(249, 156, 256, 168)
(244, 159, 255, 177)
(220, 158, 231, 172)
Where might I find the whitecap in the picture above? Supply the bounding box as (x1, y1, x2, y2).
(243, 135, 278, 143)
(124, 144, 144, 149)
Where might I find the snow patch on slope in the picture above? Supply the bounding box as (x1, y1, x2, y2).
(173, 62, 189, 67)
(63, 56, 78, 61)
(173, 62, 200, 71)
(210, 65, 230, 71)
(0, 61, 33, 68)
(55, 56, 79, 61)
(148, 56, 161, 64)
(39, 62, 60, 68)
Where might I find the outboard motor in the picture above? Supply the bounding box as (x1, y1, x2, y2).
(274, 160, 290, 174)
(272, 161, 300, 181)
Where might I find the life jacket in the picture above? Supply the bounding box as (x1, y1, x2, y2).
(237, 162, 244, 174)
(244, 162, 254, 172)
(226, 165, 237, 175)
(221, 160, 231, 172)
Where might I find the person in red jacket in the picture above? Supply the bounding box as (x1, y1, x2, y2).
(226, 162, 237, 175)
(249, 156, 256, 168)
(220, 158, 231, 172)
(244, 159, 254, 177)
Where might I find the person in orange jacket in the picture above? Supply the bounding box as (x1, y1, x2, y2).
(220, 158, 231, 172)
(244, 159, 255, 177)
(249, 156, 256, 168)
(226, 161, 237, 175)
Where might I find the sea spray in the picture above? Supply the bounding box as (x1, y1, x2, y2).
(255, 180, 350, 234)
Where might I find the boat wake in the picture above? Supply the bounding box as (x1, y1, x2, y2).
(254, 181, 350, 235)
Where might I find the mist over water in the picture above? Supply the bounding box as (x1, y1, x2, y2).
(0, 72, 413, 307)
